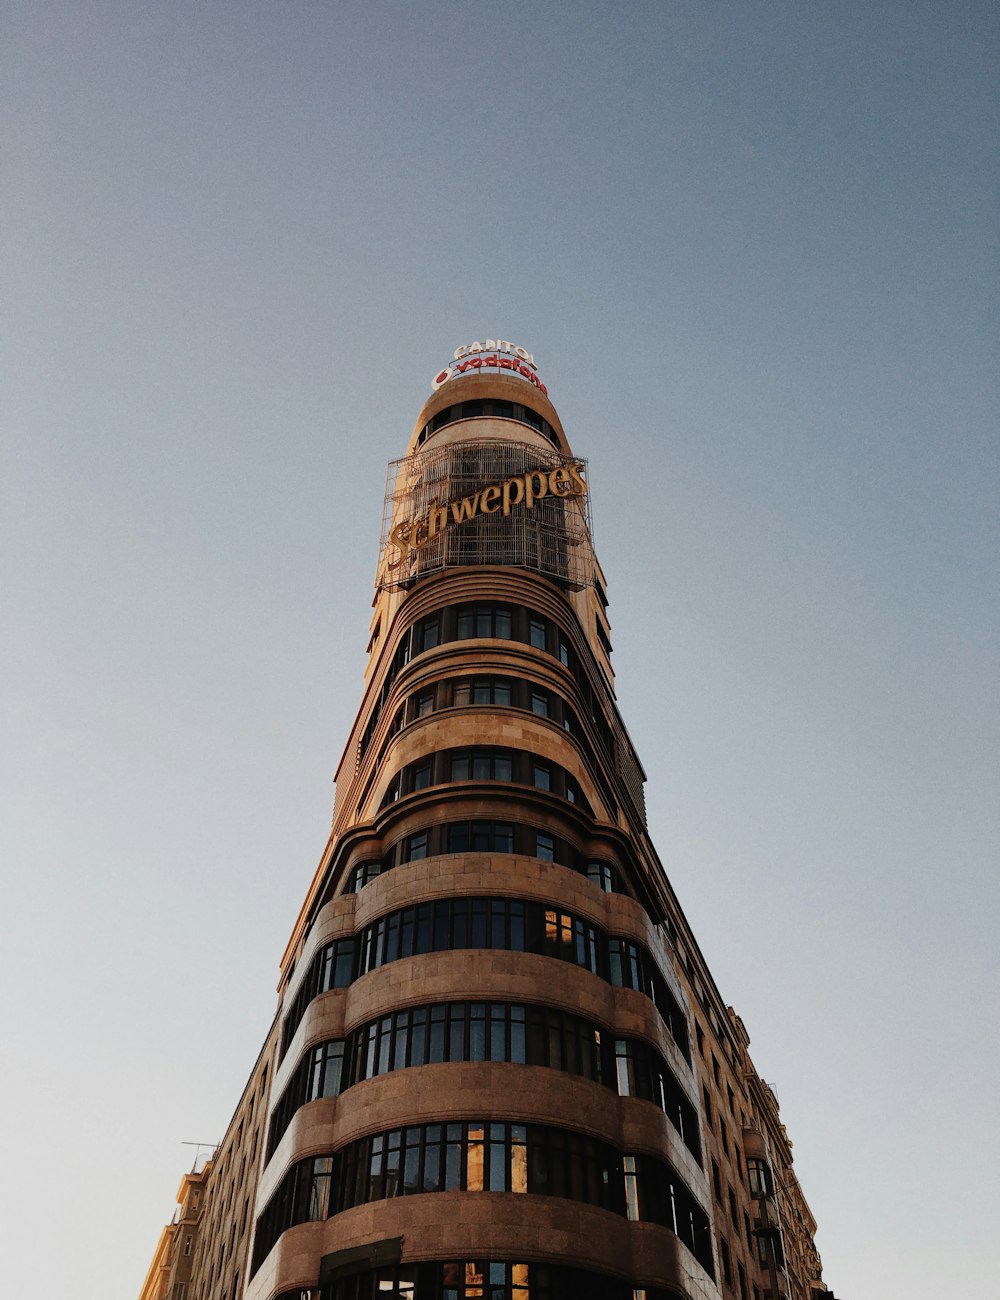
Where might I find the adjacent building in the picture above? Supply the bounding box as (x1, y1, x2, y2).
(140, 344, 838, 1300)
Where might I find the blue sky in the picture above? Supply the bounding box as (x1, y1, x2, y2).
(2, 3, 997, 1296)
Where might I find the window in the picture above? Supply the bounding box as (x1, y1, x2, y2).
(530, 690, 550, 718)
(535, 832, 555, 861)
(586, 861, 614, 893)
(412, 760, 432, 791)
(415, 614, 440, 653)
(454, 677, 514, 708)
(728, 1185, 738, 1229)
(720, 1236, 732, 1287)
(415, 688, 435, 718)
(623, 1155, 639, 1221)
(183, 1235, 192, 1256)
(747, 1158, 772, 1197)
(529, 618, 547, 650)
(446, 821, 515, 854)
(532, 763, 551, 791)
(347, 861, 382, 892)
(402, 831, 428, 862)
(712, 1159, 722, 1201)
(457, 604, 513, 640)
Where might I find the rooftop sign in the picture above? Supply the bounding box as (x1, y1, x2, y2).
(432, 340, 548, 396)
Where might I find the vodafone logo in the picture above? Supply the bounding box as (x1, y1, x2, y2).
(431, 339, 547, 396)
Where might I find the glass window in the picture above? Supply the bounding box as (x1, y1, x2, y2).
(747, 1158, 772, 1197)
(533, 764, 551, 791)
(415, 689, 435, 717)
(418, 616, 440, 652)
(586, 862, 613, 893)
(535, 833, 555, 862)
(405, 832, 428, 862)
(412, 761, 432, 791)
(447, 823, 470, 852)
(529, 619, 547, 650)
(530, 691, 550, 717)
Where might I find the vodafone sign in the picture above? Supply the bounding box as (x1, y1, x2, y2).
(432, 339, 548, 396)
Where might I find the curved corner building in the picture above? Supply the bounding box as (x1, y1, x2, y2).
(152, 348, 837, 1300)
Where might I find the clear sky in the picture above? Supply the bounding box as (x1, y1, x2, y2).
(2, 3, 996, 1296)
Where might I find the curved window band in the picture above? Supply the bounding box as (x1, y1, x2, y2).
(379, 746, 591, 815)
(357, 603, 614, 772)
(278, 1260, 689, 1300)
(267, 1000, 701, 1166)
(415, 398, 560, 449)
(252, 1121, 714, 1282)
(280, 895, 690, 1065)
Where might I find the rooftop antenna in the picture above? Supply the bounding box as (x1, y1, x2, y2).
(181, 1140, 218, 1171)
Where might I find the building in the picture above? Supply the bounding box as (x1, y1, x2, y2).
(139, 1161, 213, 1300)
(141, 343, 838, 1300)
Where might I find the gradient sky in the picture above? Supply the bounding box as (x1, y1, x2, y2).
(2, 3, 997, 1297)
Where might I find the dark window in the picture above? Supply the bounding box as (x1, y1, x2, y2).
(456, 604, 513, 640)
(535, 832, 555, 861)
(720, 1236, 732, 1287)
(416, 614, 440, 653)
(402, 831, 428, 862)
(586, 861, 614, 893)
(529, 618, 547, 650)
(415, 689, 435, 718)
(446, 821, 515, 854)
(346, 861, 381, 892)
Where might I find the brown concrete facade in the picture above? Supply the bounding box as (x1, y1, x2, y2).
(141, 362, 837, 1300)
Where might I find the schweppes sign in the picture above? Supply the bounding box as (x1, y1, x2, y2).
(387, 461, 587, 569)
